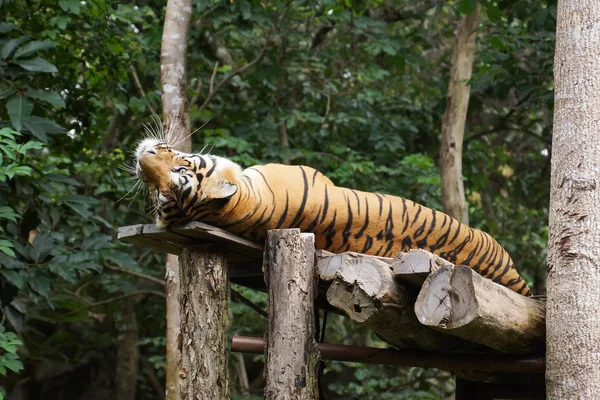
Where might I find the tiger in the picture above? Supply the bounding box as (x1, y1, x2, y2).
(134, 138, 532, 296)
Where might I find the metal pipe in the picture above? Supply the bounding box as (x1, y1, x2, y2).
(231, 336, 545, 373)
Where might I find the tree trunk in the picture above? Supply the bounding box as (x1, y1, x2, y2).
(161, 0, 192, 136)
(115, 297, 140, 400)
(179, 245, 230, 399)
(439, 5, 480, 225)
(547, 0, 600, 397)
(264, 229, 320, 399)
(164, 254, 181, 400)
(161, 0, 193, 398)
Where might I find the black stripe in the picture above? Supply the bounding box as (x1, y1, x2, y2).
(448, 222, 462, 245)
(323, 210, 337, 249)
(275, 190, 290, 228)
(361, 235, 374, 253)
(417, 210, 437, 248)
(248, 168, 276, 200)
(375, 193, 384, 217)
(305, 205, 323, 233)
(354, 197, 369, 239)
(290, 167, 309, 227)
(312, 169, 319, 186)
(410, 204, 423, 227)
(340, 194, 353, 249)
(320, 186, 329, 224)
(351, 190, 361, 215)
(206, 157, 217, 177)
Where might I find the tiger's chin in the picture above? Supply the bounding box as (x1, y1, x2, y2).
(155, 216, 169, 228)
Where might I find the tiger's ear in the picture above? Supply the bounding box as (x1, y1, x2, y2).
(207, 179, 237, 199)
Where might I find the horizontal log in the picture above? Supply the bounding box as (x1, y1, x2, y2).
(391, 249, 450, 288)
(231, 336, 545, 374)
(317, 251, 472, 352)
(415, 264, 546, 354)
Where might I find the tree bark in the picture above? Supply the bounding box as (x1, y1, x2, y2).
(439, 5, 480, 225)
(161, 0, 192, 136)
(547, 0, 600, 397)
(161, 0, 193, 398)
(164, 254, 181, 400)
(179, 245, 230, 399)
(415, 265, 545, 354)
(264, 229, 320, 400)
(115, 297, 140, 400)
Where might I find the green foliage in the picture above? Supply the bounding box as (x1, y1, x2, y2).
(0, 324, 23, 392)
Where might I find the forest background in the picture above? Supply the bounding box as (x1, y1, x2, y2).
(0, 0, 555, 398)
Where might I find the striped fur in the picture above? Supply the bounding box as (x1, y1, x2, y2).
(136, 139, 532, 296)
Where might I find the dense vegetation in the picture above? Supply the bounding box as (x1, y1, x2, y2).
(0, 0, 555, 398)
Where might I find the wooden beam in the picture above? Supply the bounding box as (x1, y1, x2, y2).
(415, 264, 546, 354)
(263, 229, 320, 399)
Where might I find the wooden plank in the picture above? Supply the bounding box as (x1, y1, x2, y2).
(118, 225, 182, 254)
(118, 222, 263, 261)
(172, 222, 263, 258)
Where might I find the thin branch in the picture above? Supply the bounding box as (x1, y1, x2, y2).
(320, 94, 331, 124)
(65, 290, 166, 316)
(190, 78, 203, 107)
(209, 61, 219, 94)
(197, 46, 269, 113)
(105, 264, 166, 287)
(130, 65, 157, 116)
(231, 289, 268, 318)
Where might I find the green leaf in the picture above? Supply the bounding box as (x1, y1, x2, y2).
(22, 119, 47, 142)
(14, 40, 58, 59)
(0, 85, 15, 99)
(6, 95, 33, 131)
(457, 0, 477, 14)
(82, 233, 112, 251)
(0, 206, 20, 223)
(103, 250, 140, 271)
(24, 116, 65, 133)
(18, 140, 44, 154)
(30, 232, 54, 262)
(28, 275, 50, 296)
(0, 270, 24, 289)
(48, 262, 77, 283)
(1, 37, 29, 60)
(14, 56, 58, 73)
(63, 195, 99, 218)
(0, 240, 15, 257)
(26, 89, 65, 108)
(46, 173, 80, 186)
(0, 23, 16, 34)
(2, 353, 24, 373)
(0, 252, 25, 269)
(58, 0, 81, 14)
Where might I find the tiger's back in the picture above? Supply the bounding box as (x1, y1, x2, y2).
(205, 163, 531, 296)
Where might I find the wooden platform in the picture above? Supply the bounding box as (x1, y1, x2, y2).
(118, 222, 546, 397)
(119, 221, 265, 282)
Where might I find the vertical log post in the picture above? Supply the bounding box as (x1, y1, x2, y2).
(178, 245, 230, 399)
(264, 229, 320, 399)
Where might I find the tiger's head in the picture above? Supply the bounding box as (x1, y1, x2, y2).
(135, 138, 241, 227)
